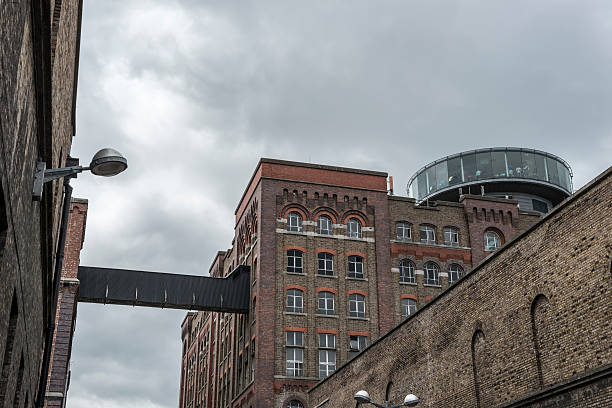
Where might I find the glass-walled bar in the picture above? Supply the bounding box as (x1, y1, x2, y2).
(409, 148, 572, 201)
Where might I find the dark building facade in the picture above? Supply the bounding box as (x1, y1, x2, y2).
(309, 165, 612, 408)
(1, 1, 83, 407)
(179, 152, 560, 408)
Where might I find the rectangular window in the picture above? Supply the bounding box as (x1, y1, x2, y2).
(317, 253, 334, 276)
(286, 290, 303, 313)
(349, 294, 366, 318)
(396, 223, 411, 241)
(348, 335, 367, 359)
(286, 331, 303, 346)
(319, 349, 336, 378)
(420, 225, 435, 244)
(443, 227, 459, 247)
(348, 256, 364, 279)
(286, 347, 304, 377)
(287, 250, 303, 273)
(317, 292, 335, 315)
(401, 298, 417, 318)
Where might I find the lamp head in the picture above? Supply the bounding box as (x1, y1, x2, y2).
(354, 390, 371, 404)
(403, 394, 420, 406)
(89, 148, 128, 177)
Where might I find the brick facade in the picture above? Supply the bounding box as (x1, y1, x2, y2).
(308, 166, 612, 408)
(0, 2, 82, 407)
(180, 158, 546, 408)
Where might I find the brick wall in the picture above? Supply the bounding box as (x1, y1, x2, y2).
(308, 167, 612, 408)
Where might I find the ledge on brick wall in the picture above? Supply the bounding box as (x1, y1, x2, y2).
(345, 277, 368, 281)
(347, 316, 370, 321)
(315, 314, 339, 319)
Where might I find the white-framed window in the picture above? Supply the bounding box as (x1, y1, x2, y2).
(420, 225, 436, 244)
(348, 255, 364, 279)
(286, 289, 303, 313)
(318, 333, 335, 348)
(396, 222, 411, 241)
(287, 250, 303, 273)
(287, 401, 304, 408)
(317, 252, 334, 276)
(349, 335, 367, 359)
(347, 218, 362, 238)
(319, 349, 336, 378)
(349, 294, 366, 318)
(448, 264, 463, 284)
(444, 227, 459, 247)
(317, 215, 332, 235)
(286, 348, 303, 377)
(401, 298, 417, 318)
(424, 262, 439, 285)
(286, 331, 303, 346)
(485, 230, 502, 251)
(287, 212, 303, 232)
(399, 260, 415, 283)
(317, 292, 335, 315)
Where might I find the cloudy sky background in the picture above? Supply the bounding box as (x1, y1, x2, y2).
(68, 1, 612, 407)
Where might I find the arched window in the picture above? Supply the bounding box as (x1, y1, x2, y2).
(396, 222, 411, 241)
(286, 289, 303, 313)
(348, 294, 366, 318)
(317, 291, 335, 315)
(317, 252, 334, 276)
(484, 230, 502, 251)
(424, 262, 439, 285)
(287, 212, 303, 232)
(287, 250, 303, 273)
(448, 264, 463, 284)
(401, 298, 417, 318)
(443, 227, 459, 247)
(286, 400, 304, 408)
(399, 260, 415, 284)
(317, 215, 332, 235)
(348, 255, 364, 279)
(420, 225, 436, 244)
(347, 218, 362, 238)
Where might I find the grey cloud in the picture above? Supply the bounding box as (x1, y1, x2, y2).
(68, 1, 612, 407)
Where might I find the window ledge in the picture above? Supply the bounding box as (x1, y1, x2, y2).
(284, 312, 307, 316)
(347, 316, 369, 321)
(316, 274, 338, 279)
(400, 282, 417, 286)
(346, 277, 368, 281)
(285, 271, 306, 276)
(315, 314, 339, 318)
(423, 284, 442, 288)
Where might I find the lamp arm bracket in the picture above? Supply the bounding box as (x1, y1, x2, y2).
(32, 161, 86, 201)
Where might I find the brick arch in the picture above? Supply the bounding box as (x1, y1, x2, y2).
(316, 287, 338, 294)
(484, 227, 505, 243)
(282, 396, 307, 408)
(341, 210, 368, 226)
(347, 289, 368, 297)
(400, 294, 418, 301)
(346, 251, 367, 258)
(530, 294, 553, 388)
(312, 207, 339, 224)
(284, 284, 306, 292)
(281, 204, 310, 221)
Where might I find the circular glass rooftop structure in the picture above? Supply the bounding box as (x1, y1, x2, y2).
(408, 148, 573, 212)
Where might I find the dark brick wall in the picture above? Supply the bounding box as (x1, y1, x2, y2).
(0, 1, 81, 407)
(308, 167, 612, 408)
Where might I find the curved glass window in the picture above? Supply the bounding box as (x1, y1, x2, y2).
(484, 231, 502, 251)
(447, 156, 462, 186)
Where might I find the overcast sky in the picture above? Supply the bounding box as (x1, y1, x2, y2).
(68, 1, 612, 407)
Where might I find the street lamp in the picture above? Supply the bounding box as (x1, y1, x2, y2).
(32, 147, 128, 200)
(354, 390, 420, 408)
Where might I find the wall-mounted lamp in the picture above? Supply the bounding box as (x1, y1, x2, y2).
(32, 148, 127, 200)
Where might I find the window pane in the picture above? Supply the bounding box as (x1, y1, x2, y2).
(462, 153, 476, 183)
(475, 151, 492, 179)
(434, 161, 448, 191)
(417, 172, 428, 200)
(491, 151, 507, 178)
(557, 161, 570, 191)
(506, 151, 523, 178)
(447, 157, 462, 185)
(534, 153, 547, 181)
(425, 165, 437, 194)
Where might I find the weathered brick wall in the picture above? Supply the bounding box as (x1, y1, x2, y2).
(308, 167, 612, 408)
(1, 1, 81, 407)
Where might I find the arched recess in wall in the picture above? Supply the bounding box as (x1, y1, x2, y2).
(531, 294, 552, 387)
(471, 330, 488, 408)
(0, 181, 8, 258)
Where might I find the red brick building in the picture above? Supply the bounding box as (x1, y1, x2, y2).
(179, 154, 563, 408)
